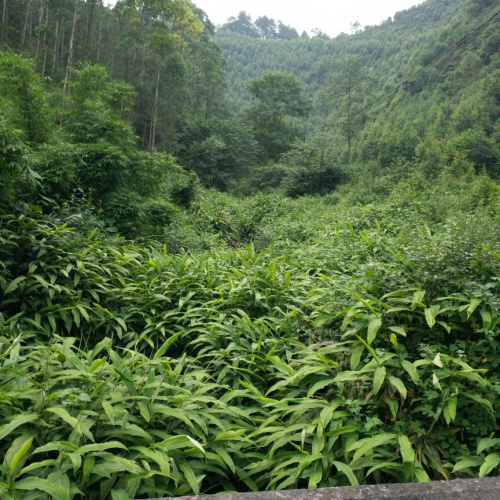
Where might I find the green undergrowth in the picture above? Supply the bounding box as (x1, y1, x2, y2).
(1, 184, 500, 498)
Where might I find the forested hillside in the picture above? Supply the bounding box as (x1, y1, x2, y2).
(1, 0, 500, 498)
(217, 0, 500, 189)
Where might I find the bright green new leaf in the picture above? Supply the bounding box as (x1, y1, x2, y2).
(398, 434, 414, 479)
(367, 316, 382, 345)
(373, 365, 386, 395)
(0, 414, 38, 441)
(12, 477, 69, 500)
(388, 376, 407, 399)
(332, 461, 358, 486)
(348, 433, 396, 462)
(425, 308, 435, 328)
(479, 453, 500, 477)
(8, 435, 33, 478)
(478, 438, 500, 455)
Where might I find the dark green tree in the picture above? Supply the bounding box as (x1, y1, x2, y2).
(177, 118, 260, 190)
(221, 11, 259, 37)
(255, 16, 277, 39)
(246, 70, 310, 160)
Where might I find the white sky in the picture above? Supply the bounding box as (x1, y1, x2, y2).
(192, 0, 426, 37)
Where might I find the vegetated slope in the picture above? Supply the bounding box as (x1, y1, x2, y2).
(217, 0, 500, 177)
(0, 0, 227, 151)
(216, 0, 468, 108)
(2, 1, 500, 498)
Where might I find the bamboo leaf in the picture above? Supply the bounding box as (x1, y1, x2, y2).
(178, 460, 200, 495)
(12, 477, 69, 500)
(0, 414, 38, 441)
(478, 438, 500, 455)
(332, 461, 358, 486)
(367, 316, 382, 345)
(479, 453, 500, 477)
(398, 434, 414, 479)
(388, 376, 407, 399)
(425, 308, 435, 328)
(373, 365, 386, 395)
(464, 392, 494, 419)
(401, 360, 419, 383)
(453, 457, 483, 473)
(153, 331, 184, 359)
(4, 276, 26, 294)
(348, 433, 396, 462)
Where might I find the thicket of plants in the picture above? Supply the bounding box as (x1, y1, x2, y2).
(2, 164, 500, 498)
(1, 0, 500, 499)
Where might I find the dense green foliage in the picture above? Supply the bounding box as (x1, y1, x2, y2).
(217, 0, 500, 190)
(2, 177, 500, 498)
(1, 0, 500, 498)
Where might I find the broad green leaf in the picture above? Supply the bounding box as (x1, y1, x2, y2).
(413, 466, 430, 482)
(66, 452, 82, 473)
(20, 459, 57, 475)
(45, 407, 79, 431)
(0, 414, 38, 441)
(111, 489, 129, 500)
(466, 299, 481, 318)
(481, 309, 492, 331)
(388, 326, 407, 337)
(348, 433, 396, 462)
(214, 429, 246, 442)
(478, 438, 500, 455)
(398, 434, 414, 479)
(452, 457, 483, 473)
(78, 442, 128, 455)
(307, 377, 335, 397)
(388, 376, 407, 399)
(479, 453, 500, 477)
(332, 461, 358, 486)
(101, 401, 115, 425)
(9, 435, 33, 477)
(373, 366, 386, 394)
(12, 477, 69, 500)
(401, 360, 419, 383)
(443, 396, 457, 425)
(308, 462, 323, 489)
(367, 316, 382, 345)
(411, 290, 426, 309)
(355, 335, 379, 363)
(425, 308, 435, 328)
(213, 446, 235, 474)
(350, 343, 364, 370)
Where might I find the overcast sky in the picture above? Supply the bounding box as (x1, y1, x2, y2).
(191, 0, 426, 37)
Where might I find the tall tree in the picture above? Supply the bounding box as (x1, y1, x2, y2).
(321, 57, 371, 166)
(246, 70, 310, 160)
